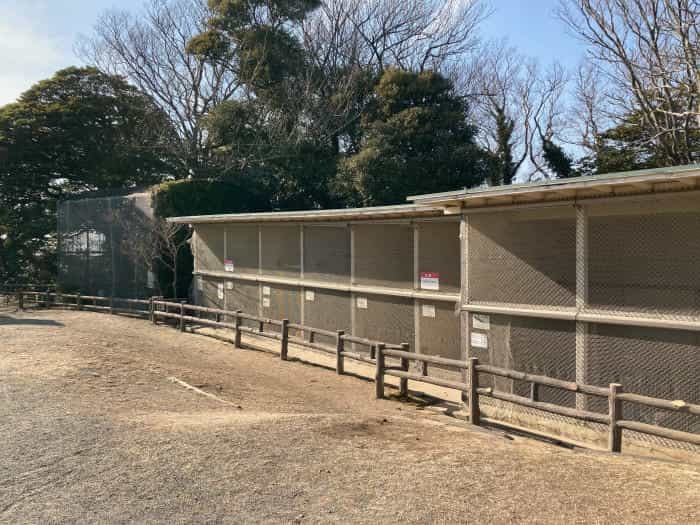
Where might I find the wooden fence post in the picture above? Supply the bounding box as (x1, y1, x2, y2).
(234, 310, 242, 348)
(259, 320, 264, 333)
(17, 291, 24, 311)
(335, 330, 345, 375)
(530, 382, 539, 402)
(399, 343, 410, 397)
(179, 301, 186, 332)
(109, 296, 114, 315)
(149, 297, 155, 324)
(468, 357, 480, 425)
(280, 319, 289, 360)
(76, 293, 82, 311)
(375, 343, 385, 399)
(608, 383, 623, 453)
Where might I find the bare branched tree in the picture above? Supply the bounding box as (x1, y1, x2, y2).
(77, 0, 241, 176)
(558, 0, 700, 165)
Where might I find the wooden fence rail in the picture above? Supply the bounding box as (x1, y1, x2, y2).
(6, 288, 699, 454)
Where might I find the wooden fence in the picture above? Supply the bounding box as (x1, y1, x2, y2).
(5, 289, 699, 454)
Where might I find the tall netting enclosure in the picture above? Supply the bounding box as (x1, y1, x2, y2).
(57, 192, 156, 298)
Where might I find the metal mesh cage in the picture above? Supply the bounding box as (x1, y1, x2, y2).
(261, 225, 301, 277)
(417, 221, 460, 293)
(225, 225, 259, 274)
(470, 314, 577, 407)
(196, 224, 225, 272)
(353, 294, 414, 349)
(302, 289, 351, 346)
(468, 207, 576, 307)
(587, 201, 700, 319)
(303, 226, 351, 283)
(354, 224, 413, 288)
(199, 276, 225, 310)
(225, 280, 260, 329)
(263, 283, 301, 328)
(417, 300, 460, 360)
(586, 323, 699, 433)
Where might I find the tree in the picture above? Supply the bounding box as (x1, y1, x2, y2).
(77, 0, 241, 178)
(338, 68, 491, 205)
(559, 0, 700, 167)
(0, 67, 176, 282)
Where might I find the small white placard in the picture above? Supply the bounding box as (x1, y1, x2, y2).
(262, 297, 271, 308)
(262, 286, 271, 296)
(420, 272, 440, 291)
(217, 283, 224, 300)
(470, 332, 488, 349)
(305, 290, 315, 301)
(226, 281, 234, 290)
(197, 278, 203, 291)
(421, 304, 436, 318)
(472, 314, 490, 331)
(224, 259, 234, 272)
(356, 296, 368, 309)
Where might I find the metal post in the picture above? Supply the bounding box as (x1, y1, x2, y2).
(335, 330, 345, 375)
(375, 343, 385, 399)
(399, 343, 410, 397)
(608, 383, 623, 453)
(280, 319, 289, 360)
(468, 357, 480, 425)
(234, 310, 242, 348)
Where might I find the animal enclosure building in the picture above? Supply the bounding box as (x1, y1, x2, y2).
(171, 165, 700, 451)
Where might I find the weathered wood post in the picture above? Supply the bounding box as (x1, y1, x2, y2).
(420, 359, 429, 377)
(375, 343, 385, 399)
(234, 310, 242, 348)
(17, 291, 24, 311)
(335, 330, 345, 375)
(280, 318, 289, 361)
(530, 382, 539, 402)
(468, 357, 480, 425)
(608, 383, 623, 453)
(149, 297, 155, 324)
(179, 301, 186, 332)
(109, 296, 114, 315)
(259, 320, 264, 333)
(76, 293, 82, 311)
(399, 343, 410, 397)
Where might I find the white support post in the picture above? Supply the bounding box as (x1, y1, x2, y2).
(413, 222, 421, 360)
(575, 204, 589, 410)
(460, 214, 470, 401)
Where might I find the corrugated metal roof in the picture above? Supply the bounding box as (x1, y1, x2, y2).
(168, 203, 445, 224)
(408, 164, 700, 208)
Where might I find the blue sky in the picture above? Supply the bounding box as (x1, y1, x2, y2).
(0, 0, 584, 106)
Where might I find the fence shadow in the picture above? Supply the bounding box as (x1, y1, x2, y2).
(0, 315, 64, 327)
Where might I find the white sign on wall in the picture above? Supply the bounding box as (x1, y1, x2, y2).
(420, 272, 440, 290)
(470, 332, 488, 349)
(217, 283, 224, 300)
(224, 259, 234, 272)
(262, 286, 271, 296)
(262, 297, 271, 308)
(305, 290, 315, 301)
(421, 304, 436, 318)
(472, 314, 490, 331)
(226, 281, 234, 290)
(356, 296, 368, 309)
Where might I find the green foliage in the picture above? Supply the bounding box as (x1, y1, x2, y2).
(490, 105, 517, 186)
(542, 140, 575, 178)
(338, 69, 491, 206)
(0, 67, 177, 283)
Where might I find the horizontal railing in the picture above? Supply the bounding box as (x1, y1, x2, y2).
(7, 287, 699, 454)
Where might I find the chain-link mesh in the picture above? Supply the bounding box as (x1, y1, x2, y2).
(303, 226, 350, 283)
(225, 225, 259, 274)
(418, 222, 461, 293)
(468, 207, 576, 307)
(353, 294, 414, 353)
(354, 224, 413, 288)
(261, 225, 300, 277)
(302, 289, 351, 346)
(418, 300, 460, 360)
(196, 224, 225, 272)
(58, 193, 154, 298)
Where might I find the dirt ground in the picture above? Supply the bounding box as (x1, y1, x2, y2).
(1, 308, 699, 524)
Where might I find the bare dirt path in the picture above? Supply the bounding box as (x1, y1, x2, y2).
(1, 310, 698, 524)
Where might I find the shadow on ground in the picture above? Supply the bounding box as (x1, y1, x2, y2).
(0, 315, 64, 327)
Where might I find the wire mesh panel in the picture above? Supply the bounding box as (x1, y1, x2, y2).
(225, 280, 260, 329)
(195, 224, 225, 272)
(586, 323, 699, 433)
(468, 207, 576, 307)
(261, 225, 300, 277)
(353, 294, 414, 350)
(418, 300, 460, 360)
(199, 276, 225, 309)
(262, 284, 301, 333)
(470, 314, 577, 407)
(354, 224, 413, 288)
(303, 226, 351, 283)
(417, 221, 460, 293)
(225, 224, 259, 274)
(587, 198, 700, 319)
(302, 289, 351, 346)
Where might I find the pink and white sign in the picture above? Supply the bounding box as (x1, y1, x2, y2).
(420, 272, 440, 290)
(224, 259, 234, 272)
